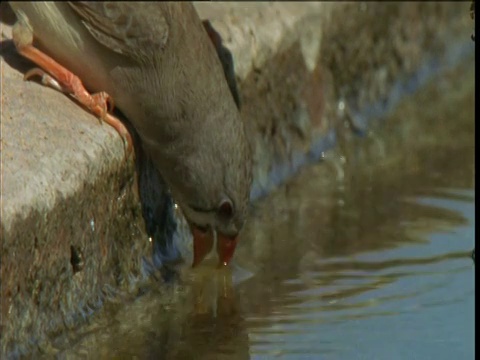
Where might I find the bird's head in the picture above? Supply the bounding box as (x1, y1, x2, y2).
(166, 114, 252, 267)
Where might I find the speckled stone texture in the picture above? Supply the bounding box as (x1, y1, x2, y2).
(0, 2, 472, 357)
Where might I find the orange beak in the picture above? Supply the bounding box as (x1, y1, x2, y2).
(216, 234, 238, 267)
(191, 226, 239, 267)
(191, 226, 214, 267)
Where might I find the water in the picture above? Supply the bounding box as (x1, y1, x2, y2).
(244, 190, 474, 359)
(53, 61, 474, 359)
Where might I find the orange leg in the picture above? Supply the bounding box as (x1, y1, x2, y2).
(12, 20, 133, 156)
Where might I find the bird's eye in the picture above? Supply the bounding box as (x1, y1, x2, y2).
(218, 199, 234, 218)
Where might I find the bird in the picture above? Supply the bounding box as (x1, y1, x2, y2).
(8, 2, 252, 267)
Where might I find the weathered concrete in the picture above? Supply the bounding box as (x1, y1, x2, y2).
(0, 2, 473, 357)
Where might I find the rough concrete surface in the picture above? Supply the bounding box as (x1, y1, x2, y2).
(0, 1, 473, 357)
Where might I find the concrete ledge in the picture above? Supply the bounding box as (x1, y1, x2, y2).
(0, 2, 473, 357)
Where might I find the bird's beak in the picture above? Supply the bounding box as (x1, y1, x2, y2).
(216, 233, 238, 267)
(191, 226, 214, 267)
(190, 225, 238, 267)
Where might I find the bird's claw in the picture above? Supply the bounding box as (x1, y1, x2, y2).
(24, 67, 63, 92)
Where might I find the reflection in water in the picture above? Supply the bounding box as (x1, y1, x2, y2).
(237, 179, 474, 358)
(243, 188, 474, 359)
(58, 63, 474, 359)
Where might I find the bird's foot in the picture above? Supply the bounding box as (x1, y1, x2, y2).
(12, 17, 133, 158)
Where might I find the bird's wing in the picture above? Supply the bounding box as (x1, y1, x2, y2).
(67, 2, 169, 61)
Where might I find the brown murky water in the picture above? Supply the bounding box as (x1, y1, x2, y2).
(54, 61, 474, 359)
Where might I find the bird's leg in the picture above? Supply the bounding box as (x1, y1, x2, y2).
(12, 15, 133, 156)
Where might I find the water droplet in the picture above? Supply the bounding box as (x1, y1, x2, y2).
(337, 99, 346, 117)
